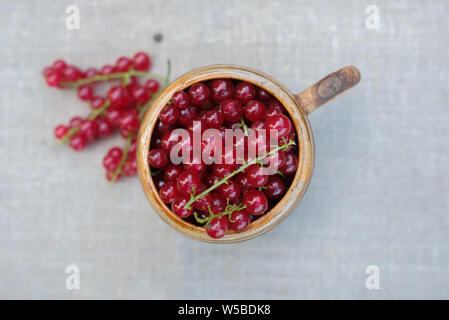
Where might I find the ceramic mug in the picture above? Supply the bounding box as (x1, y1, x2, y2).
(137, 65, 360, 243)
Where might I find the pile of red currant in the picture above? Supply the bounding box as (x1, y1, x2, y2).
(148, 79, 299, 239)
(44, 52, 169, 182)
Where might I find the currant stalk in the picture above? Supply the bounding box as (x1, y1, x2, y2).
(60, 69, 165, 87)
(109, 60, 172, 183)
(184, 139, 296, 210)
(193, 200, 246, 225)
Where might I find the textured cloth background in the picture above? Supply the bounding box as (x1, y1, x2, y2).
(0, 0, 448, 299)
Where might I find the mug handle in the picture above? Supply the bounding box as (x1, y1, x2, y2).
(295, 66, 361, 114)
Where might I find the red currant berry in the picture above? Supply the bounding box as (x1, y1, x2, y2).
(77, 85, 94, 101)
(256, 87, 272, 101)
(63, 66, 82, 82)
(194, 192, 213, 212)
(265, 106, 283, 118)
(205, 173, 220, 188)
(155, 121, 174, 137)
(133, 52, 152, 71)
(69, 133, 87, 151)
(122, 160, 137, 177)
(188, 83, 210, 106)
(96, 118, 113, 137)
(159, 182, 179, 204)
(153, 175, 166, 190)
(132, 86, 151, 105)
(108, 147, 124, 159)
(172, 91, 190, 110)
(69, 116, 84, 128)
(148, 148, 168, 168)
(105, 109, 121, 127)
(101, 65, 117, 75)
(103, 154, 120, 172)
(144, 79, 160, 93)
(243, 100, 266, 122)
(163, 164, 183, 182)
(265, 114, 292, 139)
(178, 106, 197, 126)
(265, 175, 286, 199)
(126, 138, 137, 160)
(54, 125, 68, 139)
(84, 68, 98, 79)
(246, 164, 268, 188)
(250, 120, 265, 131)
(266, 97, 282, 109)
(172, 195, 193, 218)
(218, 180, 241, 201)
(43, 67, 54, 77)
(79, 119, 97, 142)
(186, 118, 206, 135)
(108, 86, 130, 109)
(234, 81, 255, 103)
(184, 161, 207, 175)
(244, 189, 268, 215)
(116, 56, 133, 72)
(209, 193, 226, 214)
(159, 105, 180, 125)
(279, 151, 298, 175)
(206, 216, 228, 239)
(209, 79, 234, 102)
(52, 60, 66, 72)
(229, 210, 251, 231)
(161, 130, 181, 153)
(212, 164, 234, 178)
(266, 151, 286, 170)
(106, 170, 121, 182)
(205, 109, 223, 129)
(119, 110, 140, 132)
(235, 172, 251, 192)
(221, 99, 242, 124)
(46, 70, 62, 87)
(176, 170, 201, 196)
(90, 97, 105, 109)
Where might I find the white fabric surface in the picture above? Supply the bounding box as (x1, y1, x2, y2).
(0, 0, 448, 299)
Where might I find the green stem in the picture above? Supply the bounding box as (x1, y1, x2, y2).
(88, 100, 111, 120)
(60, 70, 165, 87)
(57, 127, 79, 144)
(240, 118, 250, 136)
(110, 132, 134, 183)
(138, 59, 172, 121)
(276, 170, 286, 178)
(185, 139, 296, 210)
(193, 201, 246, 226)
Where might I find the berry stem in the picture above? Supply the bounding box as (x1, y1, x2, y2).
(57, 127, 79, 144)
(88, 100, 111, 120)
(138, 59, 172, 120)
(240, 117, 250, 136)
(193, 200, 246, 226)
(184, 139, 296, 210)
(110, 132, 133, 183)
(56, 99, 112, 143)
(60, 69, 165, 87)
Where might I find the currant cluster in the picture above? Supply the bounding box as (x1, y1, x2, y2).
(44, 52, 169, 182)
(148, 78, 299, 239)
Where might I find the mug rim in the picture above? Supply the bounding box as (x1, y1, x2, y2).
(137, 64, 315, 243)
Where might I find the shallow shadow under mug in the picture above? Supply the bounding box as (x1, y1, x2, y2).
(137, 65, 360, 243)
